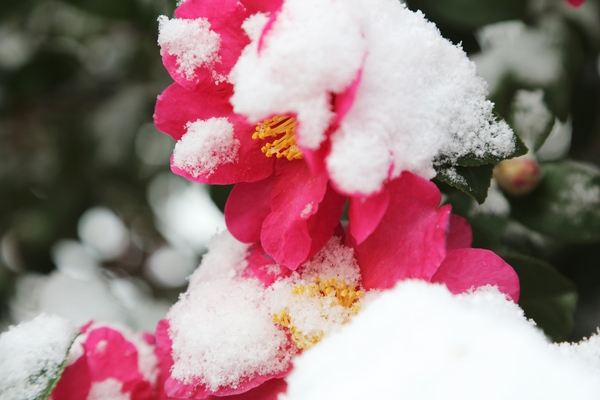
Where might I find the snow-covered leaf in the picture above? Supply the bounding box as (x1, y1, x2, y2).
(0, 314, 78, 400)
(435, 164, 494, 204)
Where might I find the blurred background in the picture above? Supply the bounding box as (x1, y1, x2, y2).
(0, 0, 599, 342)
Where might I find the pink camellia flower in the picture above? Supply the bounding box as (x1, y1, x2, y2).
(155, 0, 518, 270)
(155, 0, 345, 270)
(154, 172, 519, 399)
(51, 323, 161, 400)
(566, 0, 585, 7)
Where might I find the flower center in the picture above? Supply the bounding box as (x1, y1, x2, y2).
(252, 115, 303, 160)
(272, 276, 363, 349)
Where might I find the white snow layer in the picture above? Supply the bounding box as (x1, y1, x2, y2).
(167, 232, 367, 392)
(281, 281, 600, 400)
(0, 314, 78, 400)
(230, 0, 515, 195)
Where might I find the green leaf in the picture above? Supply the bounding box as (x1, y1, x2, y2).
(407, 0, 526, 29)
(435, 164, 494, 204)
(503, 254, 577, 341)
(510, 161, 600, 242)
(444, 189, 509, 249)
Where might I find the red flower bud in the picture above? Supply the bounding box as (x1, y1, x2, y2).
(495, 157, 542, 196)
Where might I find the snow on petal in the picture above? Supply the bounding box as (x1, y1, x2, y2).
(158, 16, 221, 82)
(166, 232, 291, 393)
(230, 0, 367, 150)
(162, 232, 368, 397)
(51, 323, 159, 400)
(172, 117, 240, 179)
(231, 0, 515, 196)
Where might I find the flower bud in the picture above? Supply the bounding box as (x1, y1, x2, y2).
(494, 157, 542, 196)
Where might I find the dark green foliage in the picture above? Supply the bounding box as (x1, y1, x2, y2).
(504, 254, 578, 342)
(510, 161, 600, 242)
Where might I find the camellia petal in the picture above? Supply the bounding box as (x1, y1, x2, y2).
(261, 161, 345, 269)
(431, 248, 521, 302)
(347, 187, 390, 245)
(160, 0, 250, 89)
(446, 214, 473, 251)
(225, 175, 275, 243)
(351, 172, 451, 290)
(156, 83, 275, 184)
(51, 324, 159, 400)
(156, 319, 288, 399)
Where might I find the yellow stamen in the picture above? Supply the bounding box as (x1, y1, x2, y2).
(272, 276, 363, 349)
(253, 115, 303, 160)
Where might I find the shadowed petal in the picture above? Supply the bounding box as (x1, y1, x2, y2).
(446, 214, 473, 251)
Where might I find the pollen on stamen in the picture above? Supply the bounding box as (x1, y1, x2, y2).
(253, 115, 303, 161)
(272, 276, 363, 350)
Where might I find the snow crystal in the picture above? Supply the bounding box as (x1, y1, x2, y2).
(157, 16, 221, 81)
(87, 378, 130, 400)
(231, 0, 515, 195)
(172, 118, 240, 178)
(440, 167, 468, 187)
(282, 281, 600, 400)
(168, 276, 291, 391)
(511, 89, 553, 151)
(0, 314, 78, 400)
